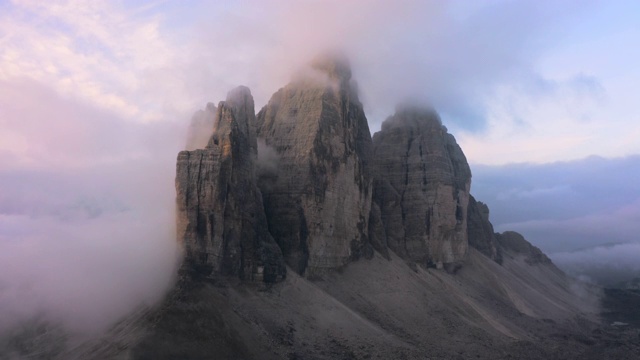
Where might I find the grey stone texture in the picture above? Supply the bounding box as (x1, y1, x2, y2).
(176, 86, 285, 283)
(372, 106, 472, 269)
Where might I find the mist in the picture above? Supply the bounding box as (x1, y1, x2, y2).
(183, 0, 591, 132)
(553, 243, 640, 286)
(0, 79, 184, 336)
(472, 156, 640, 286)
(1, 0, 640, 341)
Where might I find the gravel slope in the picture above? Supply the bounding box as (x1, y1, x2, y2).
(4, 249, 639, 360)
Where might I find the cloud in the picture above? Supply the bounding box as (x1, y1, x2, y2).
(0, 209, 179, 334)
(0, 0, 639, 338)
(176, 0, 639, 165)
(471, 154, 640, 255)
(551, 243, 640, 286)
(0, 82, 183, 332)
(0, 0, 211, 124)
(0, 159, 181, 334)
(471, 155, 640, 285)
(183, 0, 594, 133)
(0, 2, 187, 335)
(498, 200, 640, 253)
(256, 138, 280, 177)
(4, 0, 636, 166)
(496, 185, 572, 200)
(457, 71, 610, 164)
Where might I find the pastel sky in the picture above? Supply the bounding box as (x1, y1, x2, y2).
(2, 0, 639, 166)
(1, 0, 639, 332)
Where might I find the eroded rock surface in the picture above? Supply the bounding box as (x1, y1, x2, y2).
(467, 194, 502, 263)
(176, 86, 285, 283)
(372, 106, 471, 269)
(496, 231, 552, 265)
(256, 54, 374, 277)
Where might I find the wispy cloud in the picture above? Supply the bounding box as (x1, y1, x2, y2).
(499, 200, 640, 252)
(0, 155, 181, 333)
(1, 1, 171, 118)
(1, 0, 640, 336)
(473, 156, 640, 253)
(4, 0, 638, 166)
(0, 1, 185, 334)
(552, 242, 640, 285)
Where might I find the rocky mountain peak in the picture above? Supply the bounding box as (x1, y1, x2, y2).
(208, 86, 257, 156)
(256, 57, 373, 277)
(372, 107, 471, 270)
(176, 86, 285, 283)
(496, 231, 552, 265)
(175, 55, 556, 282)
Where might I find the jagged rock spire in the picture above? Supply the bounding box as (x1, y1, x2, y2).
(176, 86, 285, 283)
(256, 55, 374, 277)
(372, 105, 472, 270)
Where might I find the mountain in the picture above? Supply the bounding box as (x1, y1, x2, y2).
(371, 106, 471, 270)
(146, 55, 636, 359)
(5, 56, 639, 359)
(255, 54, 374, 277)
(177, 55, 477, 280)
(176, 86, 286, 283)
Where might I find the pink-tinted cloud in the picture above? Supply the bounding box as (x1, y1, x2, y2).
(1, 0, 639, 338)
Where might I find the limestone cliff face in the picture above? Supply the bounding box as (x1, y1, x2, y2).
(372, 107, 471, 268)
(176, 86, 285, 283)
(467, 195, 502, 263)
(255, 55, 374, 277)
(174, 56, 551, 282)
(496, 231, 552, 265)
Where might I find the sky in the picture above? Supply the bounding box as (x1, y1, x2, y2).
(1, 0, 639, 334)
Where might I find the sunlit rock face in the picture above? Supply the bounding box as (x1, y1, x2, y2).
(372, 106, 471, 269)
(176, 86, 285, 283)
(255, 54, 374, 277)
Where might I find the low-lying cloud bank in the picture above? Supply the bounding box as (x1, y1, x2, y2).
(472, 155, 640, 286)
(0, 78, 184, 335)
(1, 0, 639, 336)
(551, 243, 640, 286)
(0, 162, 181, 336)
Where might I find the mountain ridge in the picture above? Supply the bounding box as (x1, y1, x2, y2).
(6, 56, 639, 360)
(176, 56, 544, 281)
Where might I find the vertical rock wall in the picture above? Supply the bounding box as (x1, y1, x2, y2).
(467, 195, 502, 263)
(372, 107, 471, 268)
(256, 55, 374, 277)
(176, 87, 285, 283)
(173, 56, 501, 280)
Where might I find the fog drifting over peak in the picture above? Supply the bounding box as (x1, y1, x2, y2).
(2, 1, 639, 165)
(1, 0, 640, 336)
